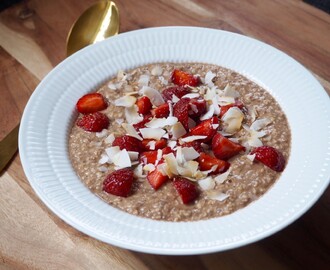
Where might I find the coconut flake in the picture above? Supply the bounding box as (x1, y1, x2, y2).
(246, 153, 256, 162)
(143, 163, 156, 172)
(139, 86, 164, 106)
(147, 140, 156, 150)
(113, 149, 131, 169)
(177, 161, 200, 179)
(105, 146, 121, 163)
(163, 153, 179, 175)
(180, 135, 207, 143)
(170, 122, 187, 139)
(212, 98, 221, 115)
(167, 140, 177, 149)
(127, 151, 139, 161)
(214, 168, 232, 184)
(98, 154, 109, 164)
(98, 166, 108, 172)
(205, 71, 216, 87)
(250, 118, 271, 131)
(108, 82, 118, 90)
(138, 74, 150, 87)
(182, 93, 200, 99)
(207, 191, 229, 201)
(181, 147, 200, 161)
(134, 163, 146, 178)
(96, 129, 108, 138)
(151, 65, 163, 76)
(221, 107, 244, 134)
(115, 118, 124, 125)
(145, 117, 178, 128)
(140, 128, 166, 140)
(121, 123, 143, 140)
(222, 84, 240, 98)
(105, 133, 115, 144)
(198, 177, 215, 191)
(200, 104, 215, 120)
(125, 105, 143, 124)
(172, 94, 180, 103)
(218, 96, 235, 106)
(114, 95, 137, 107)
(158, 76, 168, 86)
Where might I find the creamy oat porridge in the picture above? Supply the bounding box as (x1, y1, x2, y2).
(69, 63, 291, 222)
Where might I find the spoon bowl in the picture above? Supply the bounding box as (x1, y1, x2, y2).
(66, 0, 119, 56)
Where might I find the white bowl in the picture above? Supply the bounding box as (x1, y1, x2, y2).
(19, 27, 330, 255)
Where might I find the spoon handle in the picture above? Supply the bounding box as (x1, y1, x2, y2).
(0, 124, 19, 173)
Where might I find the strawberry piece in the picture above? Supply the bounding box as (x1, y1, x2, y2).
(173, 177, 199, 204)
(151, 103, 170, 118)
(162, 86, 190, 101)
(212, 133, 245, 160)
(189, 116, 219, 142)
(188, 98, 207, 118)
(141, 138, 167, 151)
(103, 168, 134, 197)
(136, 96, 152, 115)
(198, 152, 230, 174)
(251, 146, 285, 172)
(112, 135, 143, 152)
(147, 169, 169, 190)
(140, 147, 173, 165)
(76, 112, 109, 132)
(173, 98, 190, 130)
(181, 141, 203, 153)
(219, 100, 244, 118)
(133, 114, 152, 131)
(171, 69, 201, 87)
(76, 93, 108, 114)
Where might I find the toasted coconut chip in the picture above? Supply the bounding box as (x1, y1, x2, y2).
(114, 95, 137, 107)
(222, 84, 240, 98)
(105, 146, 121, 163)
(180, 135, 207, 143)
(140, 128, 166, 140)
(105, 133, 115, 144)
(214, 167, 232, 184)
(177, 161, 199, 179)
(200, 104, 215, 120)
(205, 71, 216, 87)
(167, 140, 177, 149)
(182, 93, 200, 99)
(250, 118, 271, 131)
(222, 107, 244, 134)
(246, 154, 256, 162)
(115, 118, 124, 125)
(127, 151, 139, 161)
(147, 140, 156, 150)
(207, 190, 229, 201)
(145, 116, 178, 128)
(121, 123, 143, 140)
(98, 166, 108, 172)
(138, 74, 150, 87)
(113, 149, 131, 169)
(151, 65, 163, 76)
(143, 163, 156, 172)
(98, 154, 109, 164)
(134, 163, 146, 179)
(198, 177, 216, 191)
(139, 86, 165, 106)
(181, 147, 200, 161)
(218, 96, 235, 106)
(125, 105, 143, 124)
(171, 122, 187, 139)
(163, 153, 179, 175)
(96, 129, 108, 138)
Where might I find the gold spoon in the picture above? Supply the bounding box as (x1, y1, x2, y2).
(0, 0, 119, 173)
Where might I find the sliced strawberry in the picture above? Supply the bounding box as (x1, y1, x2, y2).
(140, 147, 173, 165)
(189, 116, 219, 142)
(219, 100, 244, 118)
(76, 112, 109, 132)
(136, 96, 152, 115)
(151, 103, 170, 118)
(173, 177, 199, 204)
(188, 98, 207, 118)
(212, 133, 245, 160)
(141, 138, 167, 151)
(76, 93, 108, 114)
(103, 168, 134, 197)
(173, 98, 190, 130)
(112, 135, 143, 152)
(147, 169, 169, 190)
(251, 146, 285, 172)
(198, 152, 230, 174)
(162, 86, 190, 101)
(181, 141, 203, 153)
(171, 69, 201, 87)
(133, 114, 153, 131)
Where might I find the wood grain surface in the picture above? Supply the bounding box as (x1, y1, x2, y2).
(0, 0, 329, 269)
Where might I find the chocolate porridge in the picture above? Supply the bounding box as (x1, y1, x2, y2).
(69, 63, 291, 222)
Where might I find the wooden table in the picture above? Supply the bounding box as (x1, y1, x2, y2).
(1, 0, 329, 269)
